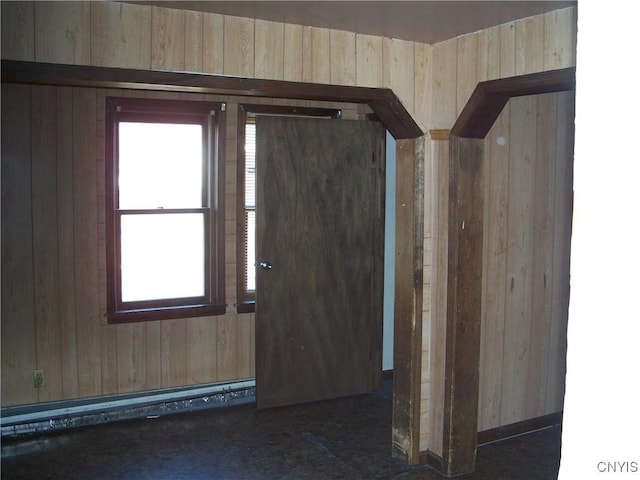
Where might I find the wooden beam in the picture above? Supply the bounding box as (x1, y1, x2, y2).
(442, 136, 485, 476)
(1, 59, 423, 139)
(392, 138, 424, 464)
(451, 67, 575, 138)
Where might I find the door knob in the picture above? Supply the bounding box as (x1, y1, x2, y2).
(259, 261, 273, 270)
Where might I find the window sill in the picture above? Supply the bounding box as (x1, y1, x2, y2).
(236, 301, 255, 314)
(107, 303, 227, 324)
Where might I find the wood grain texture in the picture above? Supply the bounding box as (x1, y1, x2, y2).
(1, 84, 37, 406)
(330, 29, 356, 86)
(202, 12, 224, 74)
(90, 1, 151, 69)
(151, 6, 185, 71)
(56, 86, 80, 399)
(442, 137, 485, 476)
(184, 11, 204, 72)
(31, 86, 63, 402)
(414, 42, 432, 133)
(0, 1, 34, 61)
(392, 138, 424, 464)
(356, 34, 383, 88)
(526, 93, 557, 418)
(309, 27, 330, 84)
(385, 38, 415, 120)
(546, 91, 574, 412)
(255, 20, 284, 80)
(456, 34, 477, 117)
(255, 117, 385, 409)
(34, 1, 90, 64)
(515, 15, 544, 76)
(283, 23, 303, 82)
(543, 7, 577, 70)
(478, 106, 510, 431)
(72, 87, 102, 397)
(431, 38, 458, 129)
(224, 16, 255, 77)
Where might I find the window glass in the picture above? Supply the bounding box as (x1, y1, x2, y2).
(119, 122, 203, 209)
(120, 213, 205, 302)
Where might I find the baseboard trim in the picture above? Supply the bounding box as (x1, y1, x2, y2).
(417, 412, 563, 476)
(419, 449, 443, 472)
(477, 411, 563, 446)
(1, 379, 256, 438)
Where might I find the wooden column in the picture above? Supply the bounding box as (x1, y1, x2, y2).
(441, 136, 484, 476)
(392, 137, 424, 464)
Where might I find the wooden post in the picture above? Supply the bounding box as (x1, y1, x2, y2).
(392, 137, 424, 464)
(441, 135, 484, 476)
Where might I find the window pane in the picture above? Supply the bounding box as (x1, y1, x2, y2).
(119, 122, 203, 209)
(121, 213, 204, 302)
(246, 210, 256, 292)
(245, 122, 256, 208)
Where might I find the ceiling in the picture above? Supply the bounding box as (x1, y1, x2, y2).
(124, 1, 576, 45)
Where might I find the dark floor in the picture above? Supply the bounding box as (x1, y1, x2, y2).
(1, 381, 561, 479)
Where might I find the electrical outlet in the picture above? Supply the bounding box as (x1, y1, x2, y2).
(33, 369, 45, 388)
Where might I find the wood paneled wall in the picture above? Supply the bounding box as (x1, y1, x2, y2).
(1, 3, 577, 464)
(421, 7, 577, 454)
(1, 82, 363, 406)
(0, 0, 429, 408)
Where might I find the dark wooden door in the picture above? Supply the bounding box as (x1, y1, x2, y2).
(255, 116, 385, 409)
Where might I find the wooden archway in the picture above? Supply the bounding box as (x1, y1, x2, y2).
(442, 67, 576, 476)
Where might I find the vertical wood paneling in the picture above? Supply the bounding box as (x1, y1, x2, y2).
(543, 8, 577, 70)
(330, 29, 356, 86)
(101, 323, 118, 394)
(500, 96, 537, 425)
(184, 11, 204, 72)
(117, 323, 147, 393)
(414, 42, 432, 132)
(478, 107, 510, 431)
(56, 86, 80, 399)
(145, 321, 162, 390)
(546, 91, 574, 412)
(302, 26, 313, 83)
(0, 1, 34, 61)
(476, 23, 502, 431)
(255, 20, 284, 80)
(431, 38, 457, 129)
(456, 34, 477, 116)
(34, 1, 90, 64)
(476, 26, 500, 83)
(500, 22, 516, 78)
(428, 139, 449, 457)
(0, 4, 576, 424)
(310, 27, 331, 84)
(515, 15, 544, 76)
(186, 317, 217, 384)
(202, 13, 224, 74)
(31, 86, 63, 402)
(1, 84, 37, 406)
(283, 23, 303, 81)
(356, 34, 383, 88)
(236, 313, 253, 379)
(161, 319, 187, 388)
(386, 38, 415, 119)
(72, 87, 102, 397)
(91, 2, 151, 69)
(217, 315, 238, 381)
(151, 6, 185, 71)
(223, 16, 254, 77)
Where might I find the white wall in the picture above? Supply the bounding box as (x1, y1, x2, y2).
(559, 1, 640, 478)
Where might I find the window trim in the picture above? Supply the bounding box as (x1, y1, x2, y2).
(106, 97, 226, 323)
(235, 104, 341, 313)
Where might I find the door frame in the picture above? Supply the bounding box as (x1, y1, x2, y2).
(1, 59, 425, 463)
